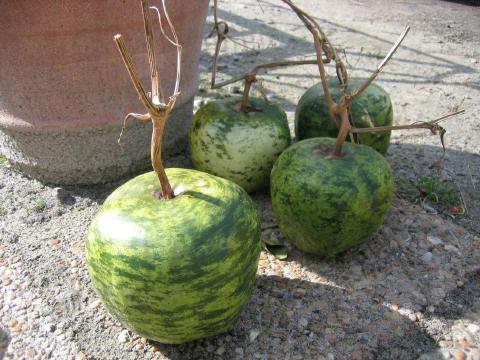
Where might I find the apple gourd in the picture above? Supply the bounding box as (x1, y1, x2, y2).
(271, 137, 393, 257)
(295, 79, 393, 155)
(189, 96, 291, 192)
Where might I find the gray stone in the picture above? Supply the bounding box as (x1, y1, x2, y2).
(420, 252, 433, 263)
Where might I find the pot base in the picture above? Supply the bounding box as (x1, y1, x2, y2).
(0, 98, 193, 185)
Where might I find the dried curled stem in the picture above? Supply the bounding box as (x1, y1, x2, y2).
(351, 109, 465, 152)
(347, 26, 410, 104)
(114, 0, 182, 200)
(208, 1, 465, 156)
(209, 0, 329, 113)
(283, 1, 465, 156)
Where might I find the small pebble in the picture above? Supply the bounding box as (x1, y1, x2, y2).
(9, 320, 18, 328)
(249, 329, 261, 342)
(118, 330, 129, 344)
(467, 324, 480, 333)
(76, 352, 87, 360)
(427, 235, 442, 245)
(216, 346, 225, 355)
(25, 348, 36, 358)
(420, 252, 433, 263)
(453, 349, 466, 360)
(89, 300, 102, 310)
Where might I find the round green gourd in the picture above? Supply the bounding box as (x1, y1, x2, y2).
(271, 137, 393, 257)
(86, 168, 261, 344)
(189, 96, 291, 193)
(295, 79, 393, 155)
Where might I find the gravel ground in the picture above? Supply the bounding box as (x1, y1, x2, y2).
(1, 0, 479, 359)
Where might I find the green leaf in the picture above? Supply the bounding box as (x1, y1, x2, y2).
(0, 156, 11, 168)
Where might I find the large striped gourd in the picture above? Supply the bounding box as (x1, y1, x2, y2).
(271, 138, 393, 257)
(86, 168, 261, 344)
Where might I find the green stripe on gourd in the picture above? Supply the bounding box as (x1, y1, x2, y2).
(295, 79, 393, 155)
(189, 96, 291, 193)
(271, 138, 393, 257)
(86, 168, 261, 344)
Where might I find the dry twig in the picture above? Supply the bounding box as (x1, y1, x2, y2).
(114, 0, 182, 200)
(209, 0, 331, 112)
(282, 1, 464, 156)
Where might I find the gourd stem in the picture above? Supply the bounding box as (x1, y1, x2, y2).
(151, 116, 174, 200)
(240, 77, 254, 112)
(312, 30, 338, 122)
(114, 0, 182, 201)
(334, 109, 351, 156)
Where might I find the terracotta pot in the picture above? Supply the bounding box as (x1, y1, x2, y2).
(0, 0, 209, 184)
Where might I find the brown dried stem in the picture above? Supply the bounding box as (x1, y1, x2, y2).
(334, 107, 352, 156)
(114, 35, 157, 114)
(312, 30, 339, 122)
(282, 1, 419, 155)
(280, 0, 347, 86)
(348, 26, 410, 104)
(350, 109, 465, 134)
(351, 109, 465, 151)
(209, 0, 329, 113)
(212, 60, 323, 89)
(281, 0, 349, 129)
(281, 0, 350, 155)
(142, 0, 163, 105)
(114, 0, 182, 200)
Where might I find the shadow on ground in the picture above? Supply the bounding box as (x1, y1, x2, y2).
(149, 275, 437, 360)
(0, 326, 10, 360)
(442, 0, 480, 6)
(199, 2, 479, 115)
(3, 130, 478, 359)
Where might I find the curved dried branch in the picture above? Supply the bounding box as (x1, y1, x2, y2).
(351, 110, 465, 134)
(212, 59, 325, 89)
(280, 0, 343, 72)
(280, 0, 346, 121)
(312, 30, 338, 121)
(209, 0, 331, 112)
(155, 0, 182, 109)
(118, 113, 151, 144)
(351, 109, 465, 152)
(150, 5, 176, 46)
(148, 2, 182, 111)
(209, 1, 229, 89)
(114, 34, 157, 115)
(114, 0, 183, 200)
(142, 0, 163, 105)
(348, 26, 410, 103)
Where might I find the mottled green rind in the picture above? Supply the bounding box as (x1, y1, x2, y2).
(271, 138, 393, 257)
(189, 96, 291, 193)
(85, 168, 261, 344)
(295, 79, 393, 155)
